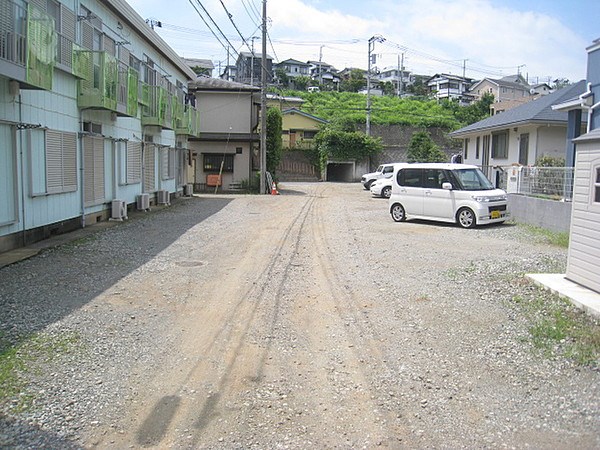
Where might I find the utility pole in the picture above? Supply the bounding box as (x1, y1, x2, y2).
(318, 45, 324, 86)
(400, 52, 405, 97)
(250, 37, 258, 86)
(259, 0, 267, 194)
(462, 59, 468, 79)
(367, 35, 384, 136)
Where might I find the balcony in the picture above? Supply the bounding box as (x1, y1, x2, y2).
(116, 64, 138, 117)
(175, 105, 200, 137)
(77, 50, 118, 111)
(0, 1, 56, 90)
(142, 85, 174, 129)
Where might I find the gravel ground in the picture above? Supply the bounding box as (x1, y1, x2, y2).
(0, 182, 598, 449)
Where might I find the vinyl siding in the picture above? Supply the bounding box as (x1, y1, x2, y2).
(566, 143, 600, 293)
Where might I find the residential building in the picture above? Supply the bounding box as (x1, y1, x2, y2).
(553, 38, 600, 294)
(220, 65, 237, 82)
(469, 74, 532, 103)
(281, 109, 327, 150)
(267, 94, 305, 111)
(235, 52, 273, 86)
(274, 59, 310, 78)
(187, 77, 259, 190)
(307, 60, 336, 80)
(426, 73, 474, 103)
(182, 58, 215, 77)
(376, 68, 414, 94)
(449, 81, 588, 182)
(0, 0, 199, 253)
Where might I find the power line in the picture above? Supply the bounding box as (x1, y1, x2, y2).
(189, 0, 240, 60)
(240, 0, 261, 26)
(186, 0, 238, 62)
(217, 0, 254, 55)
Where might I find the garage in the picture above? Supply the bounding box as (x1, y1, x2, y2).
(326, 161, 355, 182)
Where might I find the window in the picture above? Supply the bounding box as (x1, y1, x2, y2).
(161, 147, 175, 180)
(45, 130, 77, 194)
(475, 136, 480, 159)
(424, 169, 446, 188)
(203, 154, 234, 173)
(464, 138, 469, 159)
(303, 130, 317, 139)
(491, 130, 508, 159)
(118, 141, 142, 185)
(398, 168, 422, 187)
(594, 166, 600, 203)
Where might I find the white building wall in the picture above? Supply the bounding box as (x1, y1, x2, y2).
(566, 142, 600, 293)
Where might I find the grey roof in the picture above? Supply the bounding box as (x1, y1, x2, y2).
(450, 80, 588, 137)
(189, 77, 259, 91)
(276, 59, 310, 66)
(182, 58, 214, 70)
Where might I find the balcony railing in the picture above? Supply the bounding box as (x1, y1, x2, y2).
(116, 62, 138, 117)
(175, 105, 200, 137)
(0, 1, 58, 90)
(142, 85, 174, 129)
(77, 50, 118, 111)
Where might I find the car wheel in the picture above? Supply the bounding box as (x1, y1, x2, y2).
(391, 204, 406, 222)
(457, 207, 476, 228)
(381, 186, 391, 198)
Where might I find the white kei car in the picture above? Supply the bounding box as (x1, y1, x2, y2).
(369, 177, 393, 198)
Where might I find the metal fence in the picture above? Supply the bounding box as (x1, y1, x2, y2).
(482, 166, 574, 200)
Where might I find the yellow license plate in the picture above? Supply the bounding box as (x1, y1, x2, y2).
(491, 210, 501, 219)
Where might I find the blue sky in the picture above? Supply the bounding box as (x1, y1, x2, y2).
(128, 0, 599, 83)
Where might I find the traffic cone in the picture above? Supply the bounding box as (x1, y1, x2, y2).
(271, 181, 279, 195)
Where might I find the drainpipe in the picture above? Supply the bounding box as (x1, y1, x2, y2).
(79, 111, 86, 228)
(18, 93, 26, 246)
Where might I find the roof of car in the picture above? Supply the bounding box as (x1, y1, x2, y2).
(398, 163, 479, 170)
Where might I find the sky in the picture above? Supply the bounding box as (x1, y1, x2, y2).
(126, 0, 599, 84)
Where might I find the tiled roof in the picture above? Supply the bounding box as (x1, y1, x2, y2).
(450, 80, 588, 137)
(189, 77, 259, 91)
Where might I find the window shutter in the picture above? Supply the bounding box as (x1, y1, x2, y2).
(83, 136, 95, 203)
(93, 137, 105, 202)
(81, 21, 93, 50)
(46, 130, 63, 193)
(127, 141, 142, 183)
(144, 144, 155, 192)
(161, 147, 169, 180)
(62, 131, 77, 190)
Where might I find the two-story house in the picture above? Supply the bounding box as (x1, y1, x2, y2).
(376, 68, 414, 94)
(235, 51, 273, 86)
(469, 74, 531, 103)
(426, 73, 474, 103)
(0, 0, 199, 252)
(187, 78, 259, 190)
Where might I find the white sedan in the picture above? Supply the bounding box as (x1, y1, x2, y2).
(369, 177, 392, 198)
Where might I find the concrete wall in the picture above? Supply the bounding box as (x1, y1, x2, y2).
(509, 194, 571, 232)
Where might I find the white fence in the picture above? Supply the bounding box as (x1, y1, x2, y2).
(483, 166, 574, 201)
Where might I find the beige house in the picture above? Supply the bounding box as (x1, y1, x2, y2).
(469, 74, 532, 103)
(281, 109, 328, 149)
(449, 81, 587, 183)
(188, 78, 260, 190)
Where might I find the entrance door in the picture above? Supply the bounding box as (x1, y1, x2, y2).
(482, 135, 491, 179)
(519, 133, 529, 165)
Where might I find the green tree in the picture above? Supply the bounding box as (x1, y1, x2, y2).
(406, 131, 447, 162)
(275, 68, 290, 88)
(315, 126, 382, 171)
(552, 78, 570, 90)
(266, 107, 283, 174)
(442, 92, 494, 126)
(340, 69, 366, 92)
(294, 75, 311, 91)
(406, 75, 429, 97)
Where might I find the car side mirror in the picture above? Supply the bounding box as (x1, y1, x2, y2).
(442, 182, 453, 190)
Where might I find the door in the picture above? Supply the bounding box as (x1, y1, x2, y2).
(422, 169, 454, 220)
(519, 133, 529, 166)
(396, 168, 424, 215)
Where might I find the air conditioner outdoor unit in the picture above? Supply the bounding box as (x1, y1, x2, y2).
(110, 199, 127, 221)
(184, 183, 193, 197)
(157, 190, 170, 205)
(136, 193, 150, 211)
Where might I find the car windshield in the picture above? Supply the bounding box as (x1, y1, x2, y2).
(376, 165, 384, 172)
(453, 168, 494, 191)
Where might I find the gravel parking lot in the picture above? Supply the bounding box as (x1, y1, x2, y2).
(1, 182, 598, 449)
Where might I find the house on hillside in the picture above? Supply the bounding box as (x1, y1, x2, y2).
(187, 78, 260, 191)
(0, 0, 198, 253)
(426, 73, 474, 104)
(281, 109, 328, 150)
(469, 74, 532, 104)
(235, 52, 273, 86)
(182, 58, 214, 77)
(220, 65, 237, 82)
(449, 81, 588, 183)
